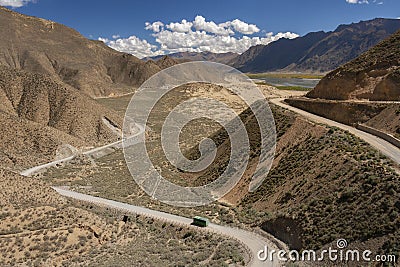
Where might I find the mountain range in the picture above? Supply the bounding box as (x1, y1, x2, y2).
(0, 6, 137, 168)
(230, 18, 400, 73)
(146, 18, 400, 74)
(308, 29, 400, 100)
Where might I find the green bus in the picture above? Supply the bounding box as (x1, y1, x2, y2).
(192, 216, 210, 227)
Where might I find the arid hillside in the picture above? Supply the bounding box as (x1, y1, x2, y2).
(308, 29, 400, 100)
(0, 6, 161, 98)
(0, 7, 180, 169)
(41, 84, 400, 261)
(201, 104, 399, 257)
(0, 168, 246, 266)
(0, 66, 123, 170)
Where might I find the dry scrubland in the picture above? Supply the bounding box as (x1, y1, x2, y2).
(0, 20, 250, 266)
(0, 169, 247, 266)
(40, 85, 400, 263)
(0, 83, 252, 265)
(2, 4, 399, 266)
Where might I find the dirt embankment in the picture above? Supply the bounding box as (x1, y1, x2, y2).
(285, 98, 400, 137)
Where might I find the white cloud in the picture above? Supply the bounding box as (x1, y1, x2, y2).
(100, 16, 299, 59)
(145, 21, 164, 33)
(193, 15, 233, 36)
(345, 0, 369, 3)
(99, 36, 163, 59)
(0, 0, 35, 7)
(112, 34, 120, 39)
(153, 30, 298, 55)
(166, 19, 193, 33)
(229, 19, 260, 34)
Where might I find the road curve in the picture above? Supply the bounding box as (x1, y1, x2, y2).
(270, 98, 400, 165)
(21, 120, 282, 266)
(20, 123, 145, 177)
(53, 187, 280, 267)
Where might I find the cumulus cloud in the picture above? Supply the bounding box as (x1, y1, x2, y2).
(345, 0, 369, 3)
(229, 19, 260, 34)
(193, 15, 234, 36)
(166, 19, 193, 33)
(153, 30, 298, 54)
(99, 36, 163, 59)
(112, 34, 120, 39)
(0, 0, 35, 7)
(145, 21, 164, 33)
(101, 16, 299, 58)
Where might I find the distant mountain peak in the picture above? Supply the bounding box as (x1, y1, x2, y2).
(230, 18, 400, 73)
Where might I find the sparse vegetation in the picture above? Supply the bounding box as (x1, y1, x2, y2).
(41, 100, 400, 261)
(0, 169, 248, 266)
(246, 73, 324, 79)
(275, 86, 312, 91)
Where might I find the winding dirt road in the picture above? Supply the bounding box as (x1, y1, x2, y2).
(20, 123, 145, 177)
(24, 96, 400, 267)
(270, 98, 400, 165)
(53, 187, 280, 267)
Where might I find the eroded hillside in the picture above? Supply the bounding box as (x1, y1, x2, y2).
(308, 30, 400, 100)
(0, 66, 124, 170)
(0, 6, 161, 98)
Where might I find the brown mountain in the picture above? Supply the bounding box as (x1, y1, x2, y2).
(0, 6, 168, 169)
(307, 29, 400, 100)
(0, 6, 161, 98)
(153, 55, 182, 69)
(0, 66, 124, 169)
(145, 51, 239, 65)
(231, 18, 400, 73)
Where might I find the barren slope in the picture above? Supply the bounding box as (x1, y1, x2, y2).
(0, 6, 161, 97)
(308, 30, 400, 100)
(0, 66, 123, 169)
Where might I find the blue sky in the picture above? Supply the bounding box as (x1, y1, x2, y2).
(2, 0, 400, 58)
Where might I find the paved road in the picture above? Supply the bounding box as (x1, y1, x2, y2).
(53, 187, 280, 267)
(270, 98, 400, 165)
(20, 123, 145, 177)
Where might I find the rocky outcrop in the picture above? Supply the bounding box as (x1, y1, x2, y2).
(307, 30, 400, 100)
